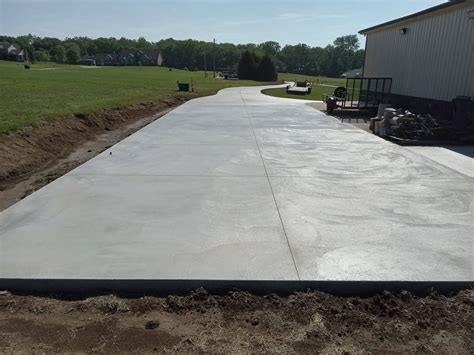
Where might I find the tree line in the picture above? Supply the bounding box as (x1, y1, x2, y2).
(0, 34, 364, 77)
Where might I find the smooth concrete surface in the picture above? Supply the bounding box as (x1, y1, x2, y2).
(0, 85, 473, 284)
(407, 146, 474, 178)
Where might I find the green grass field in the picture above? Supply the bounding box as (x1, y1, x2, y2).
(263, 73, 347, 102)
(0, 61, 271, 133)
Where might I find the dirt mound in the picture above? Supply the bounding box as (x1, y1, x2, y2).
(0, 289, 472, 353)
(0, 95, 193, 210)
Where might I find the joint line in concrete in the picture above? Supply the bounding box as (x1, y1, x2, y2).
(239, 89, 301, 280)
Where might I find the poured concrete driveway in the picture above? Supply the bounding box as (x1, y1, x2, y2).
(0, 86, 472, 283)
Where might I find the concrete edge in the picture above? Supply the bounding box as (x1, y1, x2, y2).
(1, 279, 472, 298)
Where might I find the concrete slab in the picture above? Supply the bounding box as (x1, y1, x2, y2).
(254, 126, 382, 146)
(407, 146, 474, 178)
(72, 144, 265, 177)
(270, 176, 473, 281)
(0, 85, 472, 288)
(123, 121, 255, 145)
(0, 175, 297, 280)
(260, 143, 466, 179)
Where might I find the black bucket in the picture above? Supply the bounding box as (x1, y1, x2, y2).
(178, 83, 190, 92)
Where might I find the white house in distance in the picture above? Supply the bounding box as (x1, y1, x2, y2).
(0, 42, 27, 61)
(359, 0, 473, 116)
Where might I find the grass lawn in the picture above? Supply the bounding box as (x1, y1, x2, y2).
(262, 73, 347, 102)
(0, 61, 272, 133)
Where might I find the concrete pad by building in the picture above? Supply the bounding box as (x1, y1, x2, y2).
(406, 146, 474, 178)
(271, 176, 472, 281)
(0, 85, 472, 290)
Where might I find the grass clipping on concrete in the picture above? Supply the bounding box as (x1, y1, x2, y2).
(0, 60, 271, 133)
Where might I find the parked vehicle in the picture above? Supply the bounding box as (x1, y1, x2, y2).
(286, 81, 312, 95)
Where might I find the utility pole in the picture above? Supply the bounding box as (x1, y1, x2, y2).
(213, 38, 216, 78)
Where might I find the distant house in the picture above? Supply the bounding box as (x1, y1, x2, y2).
(83, 48, 164, 66)
(117, 49, 138, 65)
(95, 53, 117, 66)
(141, 49, 164, 66)
(340, 68, 363, 78)
(78, 55, 96, 66)
(0, 42, 26, 61)
(0, 42, 9, 57)
(273, 58, 288, 73)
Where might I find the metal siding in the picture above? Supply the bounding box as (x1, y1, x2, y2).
(363, 2, 474, 101)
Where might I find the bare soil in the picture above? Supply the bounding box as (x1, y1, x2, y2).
(0, 95, 195, 211)
(0, 289, 472, 353)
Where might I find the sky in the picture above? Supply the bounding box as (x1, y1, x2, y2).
(1, 0, 445, 47)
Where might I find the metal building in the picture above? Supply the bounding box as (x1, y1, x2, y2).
(359, 0, 474, 110)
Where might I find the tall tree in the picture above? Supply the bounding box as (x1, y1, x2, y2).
(258, 41, 281, 57)
(136, 37, 153, 49)
(65, 43, 80, 63)
(94, 37, 119, 54)
(238, 50, 258, 80)
(54, 45, 66, 63)
(256, 54, 277, 81)
(14, 34, 35, 59)
(333, 35, 359, 51)
(32, 37, 61, 52)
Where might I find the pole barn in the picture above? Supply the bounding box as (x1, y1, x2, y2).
(359, 0, 473, 118)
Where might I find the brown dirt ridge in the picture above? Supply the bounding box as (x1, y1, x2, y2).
(0, 94, 195, 211)
(0, 289, 472, 353)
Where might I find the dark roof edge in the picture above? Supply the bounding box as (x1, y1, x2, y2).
(359, 0, 467, 34)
